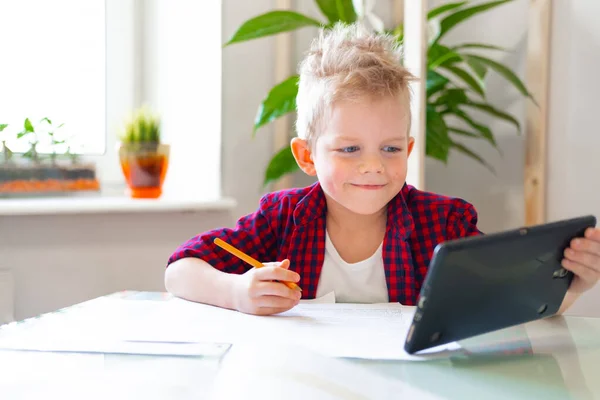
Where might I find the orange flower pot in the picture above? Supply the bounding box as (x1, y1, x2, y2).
(119, 143, 169, 199)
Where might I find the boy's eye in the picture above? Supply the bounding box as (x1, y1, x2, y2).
(383, 146, 402, 153)
(338, 146, 359, 153)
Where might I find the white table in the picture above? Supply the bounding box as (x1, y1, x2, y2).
(1, 291, 599, 399)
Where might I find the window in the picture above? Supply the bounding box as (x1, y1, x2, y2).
(0, 0, 105, 155)
(0, 0, 222, 198)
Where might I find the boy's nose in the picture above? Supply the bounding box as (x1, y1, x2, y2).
(358, 156, 384, 174)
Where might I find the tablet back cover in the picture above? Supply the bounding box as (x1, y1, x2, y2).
(404, 215, 596, 354)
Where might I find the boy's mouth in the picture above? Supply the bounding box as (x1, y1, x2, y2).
(350, 183, 387, 190)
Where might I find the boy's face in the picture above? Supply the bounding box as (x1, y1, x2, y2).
(293, 94, 414, 216)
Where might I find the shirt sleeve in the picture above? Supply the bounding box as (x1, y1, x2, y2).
(166, 199, 278, 274)
(447, 202, 484, 239)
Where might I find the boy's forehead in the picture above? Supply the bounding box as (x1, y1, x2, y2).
(322, 97, 410, 135)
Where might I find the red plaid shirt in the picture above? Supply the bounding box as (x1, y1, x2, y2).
(167, 182, 482, 305)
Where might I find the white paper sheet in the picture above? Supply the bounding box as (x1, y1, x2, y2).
(0, 297, 229, 357)
(0, 335, 230, 356)
(0, 296, 459, 360)
(299, 291, 336, 304)
(121, 299, 461, 360)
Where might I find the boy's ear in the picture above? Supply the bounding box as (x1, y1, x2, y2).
(407, 136, 415, 157)
(291, 137, 317, 176)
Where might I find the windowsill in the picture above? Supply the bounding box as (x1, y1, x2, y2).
(0, 192, 237, 216)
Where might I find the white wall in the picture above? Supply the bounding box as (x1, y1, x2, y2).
(0, 212, 233, 320)
(546, 0, 600, 316)
(425, 0, 599, 316)
(0, 0, 276, 321)
(221, 0, 277, 218)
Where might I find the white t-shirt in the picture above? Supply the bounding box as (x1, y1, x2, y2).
(315, 231, 389, 303)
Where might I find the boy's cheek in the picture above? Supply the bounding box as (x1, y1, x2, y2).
(387, 160, 408, 181)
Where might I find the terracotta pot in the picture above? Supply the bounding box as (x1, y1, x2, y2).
(118, 142, 170, 198)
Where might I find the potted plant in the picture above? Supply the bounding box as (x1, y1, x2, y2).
(0, 117, 100, 196)
(0, 123, 12, 164)
(118, 105, 170, 199)
(224, 0, 534, 185)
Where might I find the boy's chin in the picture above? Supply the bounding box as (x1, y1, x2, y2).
(338, 200, 390, 216)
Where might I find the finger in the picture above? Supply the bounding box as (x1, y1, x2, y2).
(255, 295, 299, 309)
(585, 227, 600, 243)
(262, 259, 290, 269)
(564, 248, 600, 272)
(254, 265, 300, 283)
(570, 237, 600, 256)
(562, 258, 600, 284)
(255, 281, 301, 300)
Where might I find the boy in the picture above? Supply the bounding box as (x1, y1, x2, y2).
(165, 23, 600, 316)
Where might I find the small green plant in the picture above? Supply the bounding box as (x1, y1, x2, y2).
(2, 117, 77, 165)
(15, 117, 68, 164)
(119, 105, 161, 146)
(40, 117, 66, 165)
(17, 118, 42, 164)
(64, 145, 81, 164)
(0, 123, 12, 163)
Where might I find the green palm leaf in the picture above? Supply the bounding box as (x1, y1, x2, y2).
(426, 106, 451, 162)
(315, 0, 357, 23)
(427, 2, 467, 20)
(440, 65, 485, 98)
(452, 43, 507, 52)
(437, 0, 512, 42)
(463, 54, 536, 104)
(464, 57, 488, 79)
(225, 11, 323, 46)
(264, 145, 299, 186)
(447, 108, 499, 151)
(426, 70, 450, 98)
(463, 101, 521, 133)
(448, 127, 482, 138)
(254, 75, 299, 134)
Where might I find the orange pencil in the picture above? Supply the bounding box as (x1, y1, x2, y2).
(213, 238, 302, 292)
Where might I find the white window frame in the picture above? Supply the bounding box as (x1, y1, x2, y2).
(83, 0, 222, 200)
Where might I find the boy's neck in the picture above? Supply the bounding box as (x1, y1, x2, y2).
(325, 199, 387, 233)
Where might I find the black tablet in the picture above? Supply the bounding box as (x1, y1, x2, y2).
(404, 214, 597, 354)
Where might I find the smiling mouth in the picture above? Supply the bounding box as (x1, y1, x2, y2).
(350, 183, 387, 190)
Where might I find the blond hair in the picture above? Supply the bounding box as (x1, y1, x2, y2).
(295, 22, 415, 144)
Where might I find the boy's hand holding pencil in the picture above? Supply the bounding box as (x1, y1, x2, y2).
(214, 238, 302, 316)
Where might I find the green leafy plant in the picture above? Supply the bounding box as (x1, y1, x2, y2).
(2, 117, 83, 165)
(17, 118, 42, 164)
(39, 117, 66, 165)
(119, 105, 161, 146)
(225, 0, 533, 185)
(64, 145, 81, 165)
(0, 123, 12, 163)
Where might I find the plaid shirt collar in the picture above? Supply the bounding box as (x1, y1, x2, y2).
(292, 181, 415, 239)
